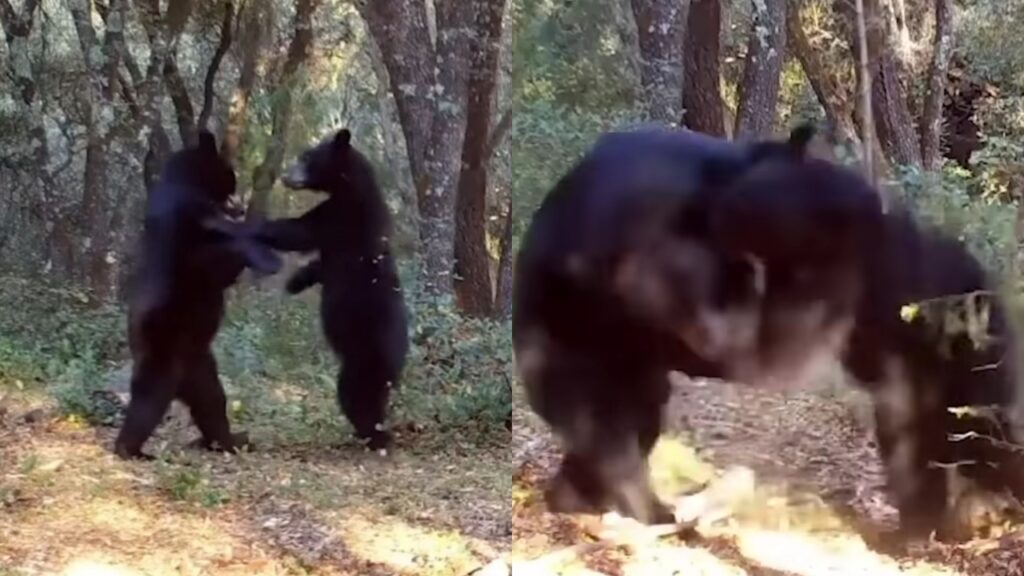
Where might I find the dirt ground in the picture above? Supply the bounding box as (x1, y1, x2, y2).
(0, 388, 512, 576)
(511, 373, 1024, 576)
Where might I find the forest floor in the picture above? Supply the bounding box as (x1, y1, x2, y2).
(511, 374, 1024, 576)
(0, 385, 512, 576)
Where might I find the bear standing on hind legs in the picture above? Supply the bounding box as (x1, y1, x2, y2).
(251, 128, 409, 451)
(115, 131, 282, 460)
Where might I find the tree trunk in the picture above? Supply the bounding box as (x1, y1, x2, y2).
(223, 0, 267, 166)
(838, 0, 920, 167)
(247, 0, 317, 221)
(734, 0, 787, 140)
(493, 205, 513, 321)
(682, 0, 725, 136)
(919, 0, 953, 171)
(454, 0, 506, 317)
(629, 0, 684, 123)
(786, 0, 859, 146)
(359, 0, 474, 299)
(198, 1, 235, 131)
(366, 37, 419, 249)
(67, 0, 128, 299)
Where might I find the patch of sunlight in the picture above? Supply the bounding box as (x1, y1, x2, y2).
(735, 529, 963, 576)
(649, 436, 716, 497)
(82, 499, 152, 534)
(337, 511, 482, 575)
(621, 546, 748, 576)
(62, 558, 143, 576)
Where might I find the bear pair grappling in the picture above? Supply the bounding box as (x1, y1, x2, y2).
(513, 124, 1024, 542)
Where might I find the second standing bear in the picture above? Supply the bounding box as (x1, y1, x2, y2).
(252, 129, 410, 450)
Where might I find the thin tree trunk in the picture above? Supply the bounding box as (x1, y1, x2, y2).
(454, 0, 506, 317)
(493, 205, 513, 321)
(682, 0, 725, 136)
(247, 0, 317, 221)
(734, 0, 787, 140)
(629, 0, 684, 123)
(919, 0, 954, 171)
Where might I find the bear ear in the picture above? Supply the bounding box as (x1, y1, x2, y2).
(197, 130, 218, 154)
(334, 128, 352, 149)
(787, 123, 815, 157)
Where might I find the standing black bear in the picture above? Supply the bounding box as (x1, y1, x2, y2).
(115, 131, 282, 460)
(250, 128, 409, 451)
(512, 127, 821, 524)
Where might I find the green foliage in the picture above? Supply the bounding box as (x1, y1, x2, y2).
(891, 164, 1017, 279)
(399, 282, 512, 441)
(0, 259, 511, 451)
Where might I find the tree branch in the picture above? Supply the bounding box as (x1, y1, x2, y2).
(197, 0, 235, 130)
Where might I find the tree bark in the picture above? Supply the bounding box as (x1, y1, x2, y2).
(493, 204, 513, 321)
(247, 0, 318, 221)
(222, 0, 268, 165)
(786, 0, 859, 146)
(682, 0, 725, 136)
(67, 0, 128, 299)
(837, 0, 921, 167)
(919, 0, 953, 171)
(359, 0, 474, 298)
(629, 0, 684, 123)
(453, 0, 506, 317)
(734, 0, 787, 140)
(198, 1, 235, 131)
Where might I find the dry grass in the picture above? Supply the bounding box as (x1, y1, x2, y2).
(510, 375, 1024, 576)
(0, 387, 511, 576)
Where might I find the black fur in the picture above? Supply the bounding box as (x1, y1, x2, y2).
(513, 127, 790, 523)
(114, 131, 282, 460)
(256, 128, 409, 450)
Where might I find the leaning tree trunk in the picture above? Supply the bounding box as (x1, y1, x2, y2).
(682, 0, 725, 136)
(734, 0, 787, 140)
(454, 0, 507, 317)
(248, 0, 317, 221)
(629, 0, 684, 123)
(786, 0, 859, 146)
(919, 0, 954, 171)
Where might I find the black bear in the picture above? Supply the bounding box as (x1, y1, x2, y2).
(686, 135, 1024, 541)
(516, 122, 1024, 541)
(842, 208, 1024, 541)
(251, 128, 409, 451)
(512, 126, 813, 524)
(115, 131, 282, 460)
